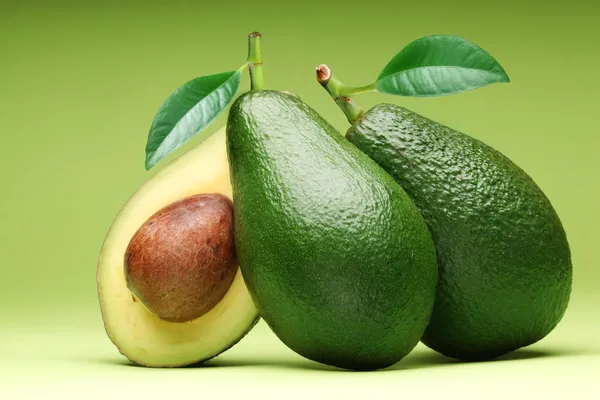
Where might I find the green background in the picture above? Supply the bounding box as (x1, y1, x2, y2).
(1, 0, 599, 398)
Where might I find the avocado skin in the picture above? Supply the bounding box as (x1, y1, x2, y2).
(226, 91, 438, 370)
(346, 104, 572, 361)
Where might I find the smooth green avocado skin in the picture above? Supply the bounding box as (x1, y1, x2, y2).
(226, 91, 438, 371)
(346, 104, 572, 361)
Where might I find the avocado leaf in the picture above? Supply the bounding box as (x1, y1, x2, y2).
(145, 70, 241, 170)
(376, 35, 510, 97)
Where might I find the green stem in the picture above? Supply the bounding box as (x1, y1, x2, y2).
(316, 64, 365, 124)
(339, 82, 378, 96)
(247, 32, 264, 90)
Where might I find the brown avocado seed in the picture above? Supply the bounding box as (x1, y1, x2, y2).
(124, 193, 238, 323)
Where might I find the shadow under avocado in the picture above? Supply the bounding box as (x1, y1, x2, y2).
(94, 353, 342, 372)
(205, 356, 343, 372)
(387, 346, 587, 371)
(95, 345, 591, 372)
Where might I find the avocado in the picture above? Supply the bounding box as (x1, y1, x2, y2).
(346, 104, 572, 361)
(226, 91, 438, 371)
(97, 127, 259, 367)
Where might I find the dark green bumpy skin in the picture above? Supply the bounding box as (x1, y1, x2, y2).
(226, 91, 438, 371)
(346, 104, 572, 361)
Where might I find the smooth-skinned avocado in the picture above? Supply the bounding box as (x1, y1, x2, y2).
(97, 128, 259, 367)
(346, 104, 572, 361)
(226, 91, 438, 371)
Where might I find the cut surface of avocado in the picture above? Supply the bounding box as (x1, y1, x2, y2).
(97, 128, 259, 367)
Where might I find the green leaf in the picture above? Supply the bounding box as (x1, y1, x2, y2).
(145, 70, 241, 170)
(376, 35, 510, 97)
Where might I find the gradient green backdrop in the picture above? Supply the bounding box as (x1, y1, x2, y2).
(1, 0, 599, 398)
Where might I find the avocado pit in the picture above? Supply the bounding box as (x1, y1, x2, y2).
(124, 193, 237, 323)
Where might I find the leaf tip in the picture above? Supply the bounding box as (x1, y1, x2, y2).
(494, 69, 511, 85)
(144, 152, 156, 171)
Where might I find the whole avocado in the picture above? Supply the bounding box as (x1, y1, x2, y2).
(346, 104, 572, 361)
(226, 91, 438, 370)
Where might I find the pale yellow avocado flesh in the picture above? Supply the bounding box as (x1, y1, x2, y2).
(97, 128, 259, 367)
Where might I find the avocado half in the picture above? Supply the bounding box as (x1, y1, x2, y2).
(97, 128, 259, 367)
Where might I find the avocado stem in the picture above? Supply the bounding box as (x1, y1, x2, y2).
(316, 64, 365, 124)
(248, 32, 264, 91)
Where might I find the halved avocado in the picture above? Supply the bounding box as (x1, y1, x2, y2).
(97, 128, 259, 367)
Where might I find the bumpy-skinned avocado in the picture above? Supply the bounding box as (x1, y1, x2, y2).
(98, 128, 259, 367)
(346, 104, 572, 361)
(226, 91, 438, 371)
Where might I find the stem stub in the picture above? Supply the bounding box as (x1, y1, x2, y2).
(316, 64, 365, 124)
(316, 64, 331, 85)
